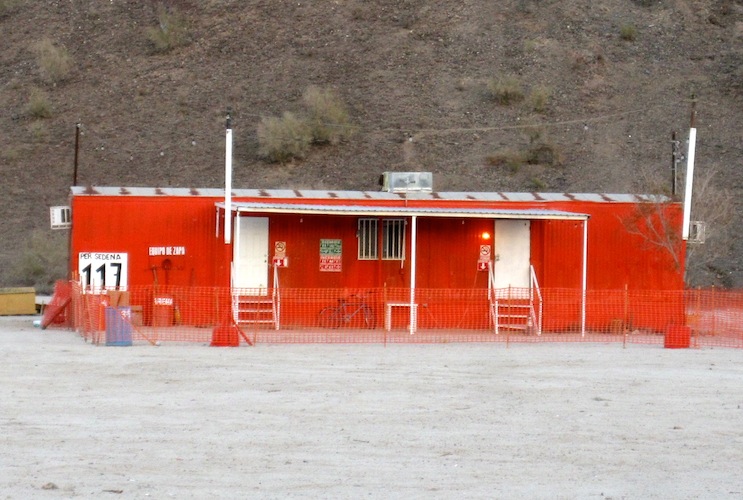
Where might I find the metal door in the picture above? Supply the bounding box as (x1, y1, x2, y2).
(492, 220, 530, 288)
(233, 216, 269, 295)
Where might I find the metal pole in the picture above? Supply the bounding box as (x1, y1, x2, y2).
(682, 97, 697, 240)
(409, 215, 417, 335)
(671, 131, 677, 197)
(224, 109, 233, 245)
(73, 123, 80, 186)
(581, 218, 588, 337)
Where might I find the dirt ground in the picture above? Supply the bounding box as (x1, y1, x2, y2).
(1, 315, 742, 499)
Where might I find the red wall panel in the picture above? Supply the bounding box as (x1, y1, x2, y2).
(71, 194, 685, 294)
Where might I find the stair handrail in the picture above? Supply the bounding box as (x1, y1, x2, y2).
(529, 265, 543, 336)
(272, 265, 280, 330)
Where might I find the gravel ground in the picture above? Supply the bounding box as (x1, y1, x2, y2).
(1, 315, 742, 499)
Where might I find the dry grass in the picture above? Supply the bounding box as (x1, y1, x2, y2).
(257, 112, 313, 163)
(146, 7, 190, 53)
(302, 86, 356, 145)
(34, 39, 72, 84)
(26, 88, 52, 119)
(487, 76, 525, 105)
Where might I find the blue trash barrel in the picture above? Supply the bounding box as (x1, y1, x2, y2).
(105, 306, 133, 346)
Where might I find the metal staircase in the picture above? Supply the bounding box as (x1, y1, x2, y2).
(488, 264, 542, 335)
(232, 266, 280, 330)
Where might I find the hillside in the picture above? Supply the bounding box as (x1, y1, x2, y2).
(1, 0, 742, 292)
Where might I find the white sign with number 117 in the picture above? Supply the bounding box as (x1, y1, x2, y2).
(79, 252, 128, 290)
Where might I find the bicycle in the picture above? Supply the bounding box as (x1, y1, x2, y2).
(318, 292, 376, 329)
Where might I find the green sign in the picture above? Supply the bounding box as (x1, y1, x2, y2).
(320, 239, 342, 272)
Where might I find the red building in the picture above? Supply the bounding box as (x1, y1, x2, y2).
(68, 178, 685, 335)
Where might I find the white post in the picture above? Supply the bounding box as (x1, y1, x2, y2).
(409, 215, 417, 335)
(224, 111, 233, 245)
(581, 218, 588, 337)
(681, 127, 697, 240)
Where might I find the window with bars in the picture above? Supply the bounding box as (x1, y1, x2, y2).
(357, 218, 406, 260)
(382, 219, 405, 260)
(358, 218, 378, 259)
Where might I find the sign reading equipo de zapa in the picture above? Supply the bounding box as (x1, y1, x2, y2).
(319, 239, 342, 272)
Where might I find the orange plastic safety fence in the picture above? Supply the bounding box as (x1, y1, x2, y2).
(56, 284, 743, 348)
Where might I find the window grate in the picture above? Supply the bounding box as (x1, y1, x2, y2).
(357, 218, 378, 259)
(383, 219, 405, 260)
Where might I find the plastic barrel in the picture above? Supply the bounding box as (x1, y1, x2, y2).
(105, 307, 133, 346)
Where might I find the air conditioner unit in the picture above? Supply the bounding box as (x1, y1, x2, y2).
(381, 172, 433, 193)
(688, 220, 706, 244)
(50, 206, 71, 229)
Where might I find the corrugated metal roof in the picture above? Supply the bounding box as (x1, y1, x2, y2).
(215, 202, 589, 220)
(70, 186, 669, 204)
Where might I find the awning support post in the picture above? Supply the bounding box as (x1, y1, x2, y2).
(409, 215, 417, 335)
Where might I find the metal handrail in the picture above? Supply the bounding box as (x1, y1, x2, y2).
(272, 265, 280, 330)
(530, 265, 543, 336)
(487, 262, 542, 336)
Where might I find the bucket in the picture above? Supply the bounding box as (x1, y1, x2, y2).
(105, 307, 133, 346)
(153, 296, 174, 327)
(664, 325, 691, 349)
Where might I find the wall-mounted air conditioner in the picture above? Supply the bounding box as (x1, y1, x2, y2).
(50, 206, 71, 229)
(688, 220, 705, 244)
(381, 172, 433, 193)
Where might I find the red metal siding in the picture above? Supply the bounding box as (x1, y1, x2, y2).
(70, 196, 228, 289)
(416, 218, 491, 289)
(71, 195, 685, 293)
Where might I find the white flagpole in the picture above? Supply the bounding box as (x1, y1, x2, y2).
(224, 110, 233, 245)
(682, 99, 697, 240)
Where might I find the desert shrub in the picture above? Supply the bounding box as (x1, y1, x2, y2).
(523, 39, 537, 53)
(257, 112, 312, 163)
(146, 6, 190, 53)
(487, 76, 525, 105)
(528, 85, 552, 113)
(525, 141, 562, 166)
(487, 131, 562, 172)
(486, 149, 527, 173)
(26, 88, 52, 118)
(1, 146, 20, 162)
(302, 86, 355, 145)
(620, 24, 637, 41)
(27, 121, 47, 142)
(10, 229, 68, 294)
(530, 176, 547, 190)
(34, 39, 72, 84)
(0, 0, 21, 17)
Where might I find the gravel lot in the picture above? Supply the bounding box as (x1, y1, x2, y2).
(1, 315, 742, 499)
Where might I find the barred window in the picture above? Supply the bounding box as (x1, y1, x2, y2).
(357, 218, 406, 260)
(358, 218, 378, 259)
(382, 219, 405, 260)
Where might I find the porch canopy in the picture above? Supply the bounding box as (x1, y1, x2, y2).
(216, 201, 590, 335)
(216, 201, 589, 221)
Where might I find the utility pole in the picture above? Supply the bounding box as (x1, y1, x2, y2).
(73, 123, 80, 186)
(671, 130, 678, 197)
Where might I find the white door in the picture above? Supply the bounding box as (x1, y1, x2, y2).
(233, 216, 269, 295)
(492, 220, 530, 289)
